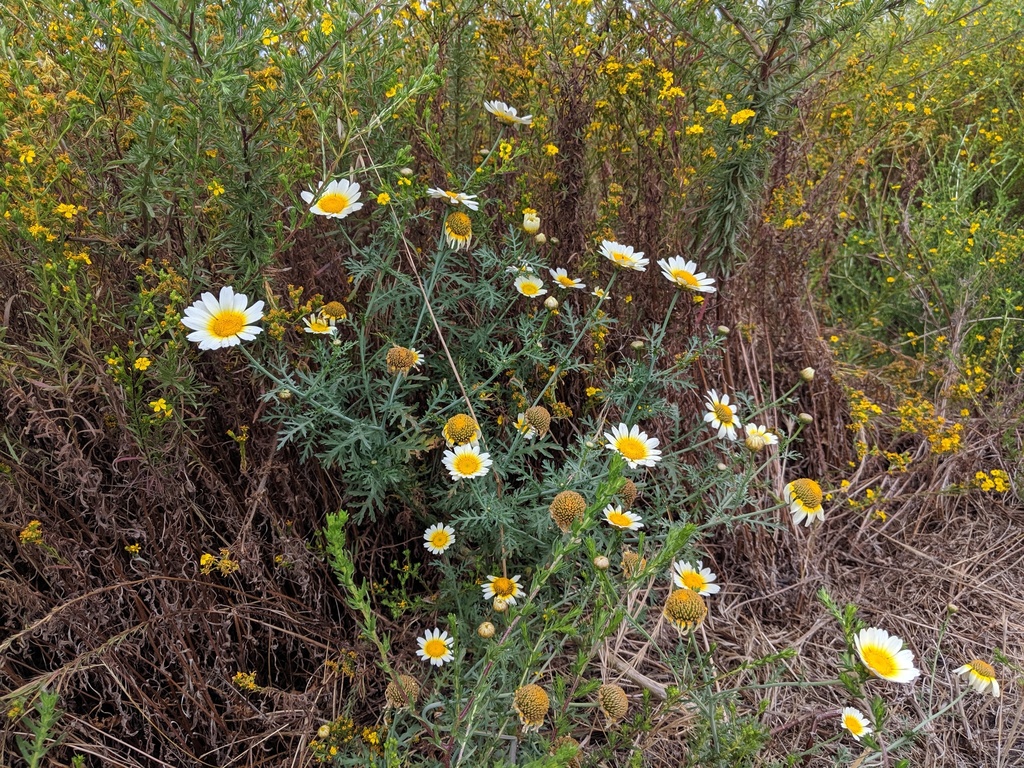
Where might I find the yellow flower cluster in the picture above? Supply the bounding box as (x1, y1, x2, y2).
(973, 469, 1010, 493)
(200, 548, 240, 576)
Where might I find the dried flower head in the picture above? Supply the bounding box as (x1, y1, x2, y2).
(386, 345, 423, 375)
(320, 301, 347, 320)
(549, 490, 586, 532)
(597, 683, 629, 724)
(524, 405, 551, 437)
(512, 684, 549, 731)
(663, 588, 708, 631)
(384, 675, 421, 708)
(621, 548, 646, 578)
(618, 479, 638, 510)
(477, 621, 496, 639)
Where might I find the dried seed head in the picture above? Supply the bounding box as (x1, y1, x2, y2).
(799, 367, 815, 382)
(317, 724, 331, 739)
(663, 588, 708, 631)
(618, 479, 638, 510)
(620, 548, 646, 578)
(493, 596, 509, 613)
(798, 412, 814, 424)
(593, 555, 610, 570)
(384, 674, 421, 709)
(597, 683, 629, 724)
(549, 490, 586, 532)
(512, 684, 549, 731)
(477, 621, 496, 639)
(321, 301, 347, 320)
(442, 414, 480, 446)
(524, 405, 551, 437)
(386, 346, 418, 375)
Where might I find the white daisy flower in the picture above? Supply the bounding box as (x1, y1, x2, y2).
(181, 286, 264, 351)
(703, 389, 741, 440)
(426, 188, 480, 211)
(854, 627, 921, 684)
(671, 560, 721, 595)
(483, 99, 533, 126)
(600, 240, 648, 271)
(603, 423, 662, 468)
(301, 179, 364, 219)
(954, 659, 1000, 698)
(549, 268, 586, 290)
(603, 504, 643, 530)
(591, 286, 609, 299)
(416, 628, 454, 666)
(442, 444, 492, 481)
(423, 523, 455, 555)
(303, 313, 337, 335)
(481, 574, 523, 604)
(743, 423, 778, 452)
(656, 256, 716, 293)
(840, 707, 873, 741)
(514, 275, 547, 298)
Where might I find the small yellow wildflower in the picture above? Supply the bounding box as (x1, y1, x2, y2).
(320, 12, 334, 35)
(730, 109, 756, 125)
(19, 148, 36, 164)
(125, 543, 141, 556)
(55, 203, 79, 219)
(19, 520, 44, 546)
(134, 357, 152, 371)
(376, 192, 391, 205)
(207, 181, 225, 196)
(543, 143, 559, 156)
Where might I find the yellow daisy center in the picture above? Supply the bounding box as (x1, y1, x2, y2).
(791, 479, 823, 508)
(680, 571, 706, 591)
(429, 531, 451, 549)
(490, 577, 516, 598)
(422, 638, 448, 659)
(843, 713, 865, 735)
(556, 275, 576, 287)
(446, 212, 472, 238)
(520, 281, 541, 296)
(309, 319, 330, 332)
(453, 452, 483, 476)
(317, 192, 351, 214)
(607, 511, 634, 527)
(496, 113, 517, 125)
(208, 309, 247, 339)
(670, 268, 699, 287)
(968, 659, 995, 679)
(614, 435, 648, 461)
(860, 644, 898, 678)
(713, 403, 734, 424)
(612, 251, 632, 264)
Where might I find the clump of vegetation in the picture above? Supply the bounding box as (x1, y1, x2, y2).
(2, 0, 1020, 765)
